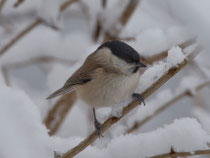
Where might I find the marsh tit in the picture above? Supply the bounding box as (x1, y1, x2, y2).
(47, 40, 146, 136)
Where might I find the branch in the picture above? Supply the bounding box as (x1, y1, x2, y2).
(0, 0, 79, 57)
(13, 0, 24, 8)
(92, 0, 107, 42)
(103, 0, 141, 42)
(150, 149, 210, 158)
(141, 38, 197, 65)
(60, 44, 201, 158)
(0, 0, 6, 13)
(45, 91, 77, 135)
(1, 56, 74, 86)
(127, 80, 210, 133)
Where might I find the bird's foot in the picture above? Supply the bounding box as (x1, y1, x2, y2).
(132, 93, 145, 106)
(93, 108, 104, 138)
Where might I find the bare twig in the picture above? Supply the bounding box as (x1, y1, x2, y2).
(0, 0, 79, 57)
(102, 0, 107, 8)
(103, 0, 141, 42)
(0, 0, 6, 13)
(0, 19, 42, 57)
(127, 80, 210, 133)
(13, 0, 24, 8)
(1, 56, 74, 86)
(150, 149, 210, 158)
(45, 91, 77, 135)
(60, 44, 200, 158)
(92, 0, 107, 42)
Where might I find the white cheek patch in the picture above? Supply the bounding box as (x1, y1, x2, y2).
(111, 54, 134, 74)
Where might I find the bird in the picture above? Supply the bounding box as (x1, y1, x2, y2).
(47, 40, 146, 136)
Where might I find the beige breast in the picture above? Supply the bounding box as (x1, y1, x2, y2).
(75, 68, 140, 107)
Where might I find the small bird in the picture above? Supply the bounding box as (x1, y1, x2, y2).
(47, 40, 146, 136)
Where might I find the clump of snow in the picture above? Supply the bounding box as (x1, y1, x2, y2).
(177, 75, 205, 95)
(192, 107, 210, 134)
(138, 46, 185, 92)
(167, 46, 186, 67)
(70, 118, 210, 158)
(38, 0, 62, 29)
(138, 61, 166, 92)
(0, 85, 52, 158)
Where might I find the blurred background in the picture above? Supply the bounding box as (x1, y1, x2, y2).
(0, 0, 210, 155)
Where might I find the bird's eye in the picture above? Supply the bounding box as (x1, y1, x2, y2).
(132, 67, 139, 73)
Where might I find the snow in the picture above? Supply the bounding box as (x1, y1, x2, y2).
(167, 46, 185, 67)
(126, 89, 174, 129)
(0, 86, 209, 158)
(138, 46, 185, 92)
(0, 85, 52, 158)
(193, 107, 210, 134)
(1, 0, 210, 158)
(75, 118, 210, 158)
(178, 75, 205, 95)
(38, 0, 62, 29)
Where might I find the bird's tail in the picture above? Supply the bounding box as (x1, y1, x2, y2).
(46, 86, 74, 99)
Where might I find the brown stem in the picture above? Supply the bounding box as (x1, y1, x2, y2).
(45, 91, 77, 136)
(92, 0, 107, 42)
(1, 56, 74, 86)
(13, 0, 24, 8)
(0, 19, 42, 56)
(60, 44, 200, 158)
(0, 0, 79, 57)
(103, 0, 141, 42)
(150, 149, 210, 158)
(0, 0, 6, 13)
(127, 81, 210, 133)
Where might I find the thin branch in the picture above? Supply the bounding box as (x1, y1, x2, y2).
(103, 0, 141, 42)
(92, 0, 107, 42)
(45, 91, 77, 135)
(60, 0, 78, 11)
(127, 81, 210, 133)
(13, 0, 24, 8)
(0, 19, 41, 57)
(0, 0, 79, 57)
(150, 149, 210, 158)
(60, 44, 200, 158)
(0, 0, 6, 13)
(102, 0, 107, 8)
(3, 56, 74, 69)
(1, 56, 74, 86)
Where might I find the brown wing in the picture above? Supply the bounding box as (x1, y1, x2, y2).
(64, 53, 99, 87)
(47, 51, 120, 99)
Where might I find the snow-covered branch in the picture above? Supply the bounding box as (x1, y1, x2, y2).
(0, 0, 78, 57)
(60, 42, 201, 158)
(103, 0, 141, 42)
(127, 80, 210, 133)
(150, 149, 210, 158)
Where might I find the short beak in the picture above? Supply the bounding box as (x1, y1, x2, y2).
(137, 62, 147, 67)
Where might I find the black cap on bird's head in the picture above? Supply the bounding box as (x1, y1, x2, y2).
(98, 40, 146, 67)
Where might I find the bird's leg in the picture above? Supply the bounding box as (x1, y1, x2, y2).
(132, 93, 145, 106)
(93, 108, 103, 137)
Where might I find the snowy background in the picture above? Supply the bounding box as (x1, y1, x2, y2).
(0, 0, 210, 158)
